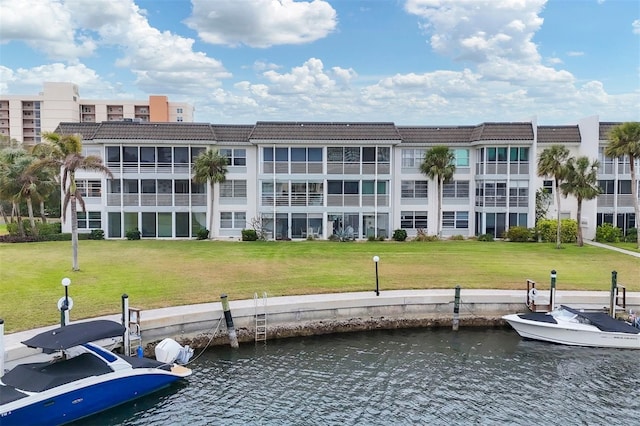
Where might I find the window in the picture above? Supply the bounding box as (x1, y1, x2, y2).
(618, 180, 632, 194)
(220, 212, 246, 229)
(174, 147, 189, 164)
(598, 180, 614, 194)
(77, 211, 101, 229)
(220, 180, 247, 198)
(442, 211, 469, 229)
(401, 180, 428, 198)
(453, 149, 469, 167)
(401, 211, 428, 229)
(328, 180, 359, 194)
(77, 180, 101, 197)
(106, 147, 120, 163)
(219, 148, 247, 166)
(543, 180, 553, 194)
(401, 149, 425, 167)
(177, 108, 183, 113)
(509, 147, 529, 162)
(443, 181, 469, 198)
(157, 147, 172, 163)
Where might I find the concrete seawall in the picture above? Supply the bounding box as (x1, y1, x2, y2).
(4, 289, 639, 364)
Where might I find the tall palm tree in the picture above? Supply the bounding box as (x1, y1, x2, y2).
(560, 156, 600, 247)
(33, 132, 113, 271)
(0, 148, 30, 235)
(420, 146, 455, 238)
(192, 148, 228, 239)
(605, 122, 640, 249)
(537, 145, 570, 249)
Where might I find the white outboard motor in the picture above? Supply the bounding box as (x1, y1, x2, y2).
(155, 338, 194, 364)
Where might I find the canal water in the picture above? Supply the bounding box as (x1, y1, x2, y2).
(81, 328, 639, 425)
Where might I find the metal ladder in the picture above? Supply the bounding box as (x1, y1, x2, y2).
(254, 292, 268, 342)
(128, 307, 142, 355)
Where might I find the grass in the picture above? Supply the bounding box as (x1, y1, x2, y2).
(1, 239, 638, 333)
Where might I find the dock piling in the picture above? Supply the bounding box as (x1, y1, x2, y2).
(0, 319, 4, 378)
(452, 286, 461, 331)
(221, 294, 239, 348)
(610, 271, 617, 318)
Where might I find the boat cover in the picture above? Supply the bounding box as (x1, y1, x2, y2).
(518, 312, 557, 323)
(562, 306, 640, 334)
(22, 320, 126, 350)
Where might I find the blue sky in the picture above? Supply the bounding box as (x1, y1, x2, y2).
(1, 0, 639, 125)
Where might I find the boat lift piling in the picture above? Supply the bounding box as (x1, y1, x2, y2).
(549, 270, 557, 311)
(221, 294, 239, 348)
(0, 318, 4, 378)
(452, 285, 461, 331)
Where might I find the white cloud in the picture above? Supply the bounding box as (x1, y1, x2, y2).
(566, 51, 584, 57)
(185, 0, 337, 48)
(0, 0, 96, 59)
(633, 19, 640, 35)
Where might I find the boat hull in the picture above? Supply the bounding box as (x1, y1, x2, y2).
(1, 371, 182, 426)
(503, 314, 640, 349)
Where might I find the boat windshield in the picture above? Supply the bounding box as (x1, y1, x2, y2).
(551, 307, 579, 322)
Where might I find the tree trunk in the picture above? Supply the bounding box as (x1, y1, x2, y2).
(39, 200, 47, 224)
(27, 197, 38, 236)
(208, 182, 215, 239)
(576, 198, 583, 247)
(555, 180, 562, 249)
(71, 196, 79, 271)
(630, 156, 640, 249)
(0, 204, 9, 226)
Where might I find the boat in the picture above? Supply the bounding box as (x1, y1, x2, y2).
(503, 305, 640, 349)
(0, 320, 192, 425)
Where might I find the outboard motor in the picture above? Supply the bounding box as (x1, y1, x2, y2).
(155, 338, 194, 364)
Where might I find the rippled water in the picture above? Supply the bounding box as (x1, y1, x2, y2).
(78, 328, 639, 425)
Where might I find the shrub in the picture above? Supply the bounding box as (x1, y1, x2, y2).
(624, 228, 637, 243)
(412, 228, 438, 242)
(505, 226, 532, 242)
(377, 235, 385, 241)
(595, 223, 622, 243)
(42, 233, 73, 241)
(89, 229, 105, 240)
(449, 234, 465, 241)
(477, 233, 494, 242)
(241, 229, 258, 241)
(536, 219, 578, 243)
(392, 229, 407, 242)
(126, 228, 141, 240)
(196, 228, 209, 240)
(367, 235, 376, 241)
(38, 222, 61, 236)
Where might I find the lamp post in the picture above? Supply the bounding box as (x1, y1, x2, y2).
(372, 256, 380, 296)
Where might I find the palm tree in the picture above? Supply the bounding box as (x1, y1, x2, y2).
(33, 132, 113, 271)
(537, 145, 570, 249)
(605, 122, 640, 249)
(192, 148, 228, 239)
(560, 156, 600, 246)
(420, 146, 455, 238)
(0, 148, 30, 235)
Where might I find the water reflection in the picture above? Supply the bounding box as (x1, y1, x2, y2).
(80, 328, 640, 425)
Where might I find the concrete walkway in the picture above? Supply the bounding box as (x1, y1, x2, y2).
(584, 240, 640, 258)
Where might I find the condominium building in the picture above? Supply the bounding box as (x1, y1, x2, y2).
(56, 116, 637, 241)
(0, 82, 194, 144)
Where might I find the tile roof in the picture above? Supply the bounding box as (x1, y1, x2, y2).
(537, 125, 581, 144)
(396, 126, 475, 144)
(599, 122, 622, 141)
(56, 122, 217, 141)
(212, 124, 254, 142)
(249, 121, 402, 141)
(469, 122, 534, 141)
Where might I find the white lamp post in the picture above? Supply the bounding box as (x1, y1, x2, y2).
(372, 256, 380, 296)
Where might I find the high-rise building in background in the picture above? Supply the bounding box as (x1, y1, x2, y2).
(0, 82, 194, 144)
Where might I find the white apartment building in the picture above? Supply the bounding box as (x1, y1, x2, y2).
(0, 82, 194, 144)
(56, 116, 637, 241)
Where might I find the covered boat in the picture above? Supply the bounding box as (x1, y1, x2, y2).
(503, 305, 640, 349)
(0, 320, 192, 425)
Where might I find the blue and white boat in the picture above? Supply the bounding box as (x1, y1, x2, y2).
(0, 320, 192, 425)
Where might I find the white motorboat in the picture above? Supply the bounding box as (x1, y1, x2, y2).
(503, 305, 640, 349)
(0, 320, 192, 425)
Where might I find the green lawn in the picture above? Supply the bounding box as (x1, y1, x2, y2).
(1, 239, 638, 333)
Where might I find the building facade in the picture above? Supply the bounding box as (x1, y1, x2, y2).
(0, 82, 194, 144)
(57, 116, 637, 241)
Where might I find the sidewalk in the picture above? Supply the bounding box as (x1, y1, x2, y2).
(584, 240, 640, 258)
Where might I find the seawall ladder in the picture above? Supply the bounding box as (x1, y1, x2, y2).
(254, 292, 268, 342)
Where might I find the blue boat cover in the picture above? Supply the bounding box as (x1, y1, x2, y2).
(22, 320, 126, 350)
(562, 306, 640, 334)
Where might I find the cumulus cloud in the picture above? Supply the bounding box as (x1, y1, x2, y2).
(0, 0, 96, 59)
(633, 19, 640, 35)
(185, 0, 337, 47)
